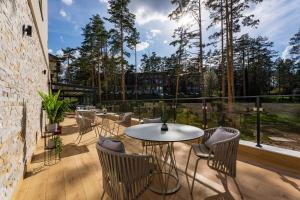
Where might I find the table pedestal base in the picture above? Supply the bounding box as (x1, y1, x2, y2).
(149, 142, 181, 195)
(150, 172, 181, 194)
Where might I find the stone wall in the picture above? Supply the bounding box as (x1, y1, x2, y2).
(0, 1, 48, 199)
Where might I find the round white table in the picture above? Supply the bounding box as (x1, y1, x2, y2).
(125, 123, 204, 194)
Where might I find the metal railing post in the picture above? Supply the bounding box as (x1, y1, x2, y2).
(202, 98, 207, 129)
(256, 97, 262, 147)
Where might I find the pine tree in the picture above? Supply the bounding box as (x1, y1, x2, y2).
(91, 14, 108, 102)
(170, 26, 190, 103)
(205, 0, 263, 108)
(289, 29, 300, 64)
(105, 0, 136, 100)
(170, 0, 205, 95)
(60, 47, 77, 83)
(128, 28, 140, 99)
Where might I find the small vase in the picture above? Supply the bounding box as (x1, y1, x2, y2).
(161, 123, 168, 131)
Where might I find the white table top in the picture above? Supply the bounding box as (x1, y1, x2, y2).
(96, 112, 116, 116)
(125, 123, 204, 142)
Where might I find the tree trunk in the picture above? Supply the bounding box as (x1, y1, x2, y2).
(220, 0, 226, 98)
(120, 19, 125, 101)
(135, 44, 138, 100)
(225, 0, 234, 111)
(91, 65, 95, 88)
(98, 63, 102, 104)
(198, 0, 204, 96)
(242, 50, 246, 96)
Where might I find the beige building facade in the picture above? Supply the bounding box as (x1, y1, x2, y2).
(0, 0, 49, 199)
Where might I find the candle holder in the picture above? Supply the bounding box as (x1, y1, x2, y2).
(161, 122, 168, 131)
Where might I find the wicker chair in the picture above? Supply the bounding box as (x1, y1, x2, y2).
(185, 127, 243, 198)
(75, 115, 99, 143)
(112, 112, 133, 136)
(141, 118, 168, 155)
(96, 143, 153, 200)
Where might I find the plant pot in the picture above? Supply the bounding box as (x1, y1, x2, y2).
(47, 123, 58, 132)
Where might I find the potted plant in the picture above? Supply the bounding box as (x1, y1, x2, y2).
(38, 90, 70, 132)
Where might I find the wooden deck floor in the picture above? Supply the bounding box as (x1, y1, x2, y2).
(13, 117, 300, 200)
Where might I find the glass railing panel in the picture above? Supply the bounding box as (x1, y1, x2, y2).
(176, 98, 204, 128)
(260, 96, 300, 151)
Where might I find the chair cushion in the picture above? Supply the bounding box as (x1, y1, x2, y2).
(192, 144, 212, 158)
(143, 118, 162, 124)
(98, 136, 125, 153)
(205, 127, 233, 149)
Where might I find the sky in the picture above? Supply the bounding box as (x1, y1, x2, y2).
(48, 0, 300, 68)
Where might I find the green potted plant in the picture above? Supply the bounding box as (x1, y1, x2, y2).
(38, 90, 70, 132)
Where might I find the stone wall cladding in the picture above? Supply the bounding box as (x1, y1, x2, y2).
(0, 1, 48, 199)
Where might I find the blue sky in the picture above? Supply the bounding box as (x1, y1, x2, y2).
(48, 0, 300, 68)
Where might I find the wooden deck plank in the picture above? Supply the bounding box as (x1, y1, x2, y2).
(62, 156, 87, 200)
(45, 161, 66, 200)
(13, 117, 300, 200)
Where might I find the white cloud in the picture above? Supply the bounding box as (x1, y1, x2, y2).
(163, 40, 168, 44)
(136, 41, 150, 51)
(59, 9, 67, 17)
(282, 45, 292, 60)
(62, 0, 73, 6)
(74, 50, 80, 58)
(135, 7, 168, 25)
(99, 0, 108, 3)
(48, 49, 53, 54)
(150, 29, 161, 37)
(245, 0, 300, 42)
(56, 49, 64, 56)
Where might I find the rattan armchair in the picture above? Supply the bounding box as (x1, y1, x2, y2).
(96, 143, 153, 200)
(185, 127, 243, 198)
(112, 112, 133, 136)
(75, 115, 99, 143)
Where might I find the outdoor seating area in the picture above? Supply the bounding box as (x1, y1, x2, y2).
(12, 112, 300, 200)
(1, 1, 300, 200)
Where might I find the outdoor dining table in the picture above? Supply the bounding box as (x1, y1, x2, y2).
(124, 123, 204, 195)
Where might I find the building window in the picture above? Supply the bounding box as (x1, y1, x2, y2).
(39, 0, 44, 21)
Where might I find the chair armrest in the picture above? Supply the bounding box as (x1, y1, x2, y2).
(202, 128, 217, 144)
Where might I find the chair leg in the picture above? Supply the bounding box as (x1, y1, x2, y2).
(101, 190, 105, 200)
(190, 158, 201, 194)
(78, 134, 83, 143)
(185, 146, 193, 174)
(116, 125, 120, 136)
(233, 178, 244, 199)
(76, 133, 80, 140)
